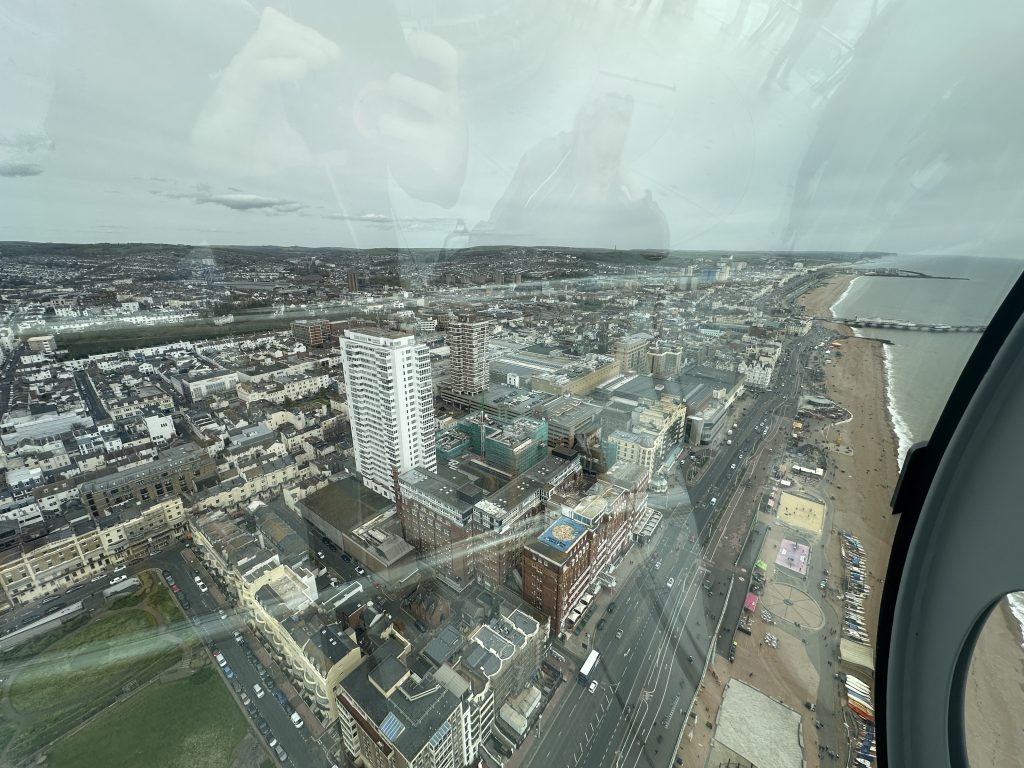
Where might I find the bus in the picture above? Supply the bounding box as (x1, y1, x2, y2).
(579, 650, 600, 683)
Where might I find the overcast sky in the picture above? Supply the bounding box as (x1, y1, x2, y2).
(2, 0, 1022, 257)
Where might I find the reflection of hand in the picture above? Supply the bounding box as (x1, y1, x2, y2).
(191, 8, 340, 175)
(361, 32, 467, 207)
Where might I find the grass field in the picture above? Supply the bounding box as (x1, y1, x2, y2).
(46, 666, 251, 768)
(3, 573, 189, 762)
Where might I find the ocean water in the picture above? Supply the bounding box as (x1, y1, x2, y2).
(832, 254, 1024, 644)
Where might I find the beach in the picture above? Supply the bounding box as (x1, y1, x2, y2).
(800, 275, 898, 643)
(803, 274, 1024, 766)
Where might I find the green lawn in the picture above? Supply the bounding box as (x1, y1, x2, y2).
(46, 666, 251, 768)
(9, 610, 174, 714)
(6, 609, 182, 760)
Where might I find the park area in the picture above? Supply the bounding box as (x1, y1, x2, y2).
(46, 665, 252, 768)
(0, 570, 258, 766)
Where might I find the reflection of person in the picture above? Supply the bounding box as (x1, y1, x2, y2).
(475, 93, 668, 253)
(190, 3, 467, 236)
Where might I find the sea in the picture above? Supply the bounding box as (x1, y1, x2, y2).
(830, 254, 1024, 643)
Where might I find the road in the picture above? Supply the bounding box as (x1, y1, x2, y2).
(0, 343, 19, 415)
(151, 549, 335, 768)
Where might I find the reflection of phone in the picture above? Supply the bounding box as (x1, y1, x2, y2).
(280, 0, 415, 151)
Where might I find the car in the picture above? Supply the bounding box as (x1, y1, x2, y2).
(245, 702, 258, 717)
(258, 664, 271, 680)
(607, 602, 616, 613)
(354, 565, 366, 576)
(162, 569, 171, 578)
(253, 683, 265, 699)
(112, 564, 126, 573)
(414, 619, 428, 633)
(193, 576, 203, 584)
(666, 578, 675, 588)
(316, 550, 325, 560)
(596, 618, 607, 630)
(654, 560, 662, 570)
(171, 584, 181, 593)
(257, 719, 271, 737)
(327, 542, 338, 551)
(321, 535, 331, 544)
(214, 651, 226, 667)
(340, 553, 351, 562)
(223, 665, 234, 679)
(109, 574, 127, 585)
(198, 583, 208, 593)
(274, 689, 288, 707)
(616, 628, 624, 639)
(218, 608, 227, 620)
(240, 691, 251, 705)
(180, 598, 190, 609)
(231, 679, 242, 694)
(588, 680, 598, 693)
(290, 711, 304, 729)
(165, 575, 175, 585)
(274, 744, 288, 762)
(267, 736, 279, 749)
(731, 463, 736, 469)
(233, 630, 243, 643)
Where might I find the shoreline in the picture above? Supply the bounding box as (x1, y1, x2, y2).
(804, 273, 1024, 767)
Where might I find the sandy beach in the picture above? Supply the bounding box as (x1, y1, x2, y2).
(800, 275, 898, 643)
(803, 274, 1024, 766)
(678, 273, 1022, 768)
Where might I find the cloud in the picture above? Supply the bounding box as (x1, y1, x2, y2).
(152, 185, 306, 214)
(0, 162, 43, 177)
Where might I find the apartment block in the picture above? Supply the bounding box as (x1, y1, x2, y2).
(79, 443, 217, 516)
(341, 329, 437, 501)
(447, 313, 490, 395)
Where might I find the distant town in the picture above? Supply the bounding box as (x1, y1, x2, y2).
(0, 243, 878, 768)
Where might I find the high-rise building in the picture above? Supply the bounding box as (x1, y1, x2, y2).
(346, 269, 360, 292)
(340, 329, 437, 500)
(448, 313, 490, 395)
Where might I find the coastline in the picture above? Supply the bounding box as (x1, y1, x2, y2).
(803, 274, 1024, 766)
(879, 343, 915, 471)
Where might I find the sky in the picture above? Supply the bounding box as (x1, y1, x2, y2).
(1, 0, 1022, 258)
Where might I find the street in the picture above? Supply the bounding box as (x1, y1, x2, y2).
(151, 549, 336, 768)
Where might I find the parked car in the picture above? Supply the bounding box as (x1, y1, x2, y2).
(223, 665, 234, 679)
(253, 683, 265, 699)
(274, 689, 288, 707)
(213, 651, 226, 667)
(109, 575, 127, 585)
(666, 578, 675, 588)
(616, 629, 624, 639)
(290, 711, 304, 729)
(274, 744, 288, 763)
(240, 692, 251, 706)
(113, 565, 127, 573)
(596, 618, 607, 630)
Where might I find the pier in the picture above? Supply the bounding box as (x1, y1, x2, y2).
(822, 317, 987, 333)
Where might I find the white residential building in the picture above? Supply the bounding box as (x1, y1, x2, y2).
(340, 329, 437, 500)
